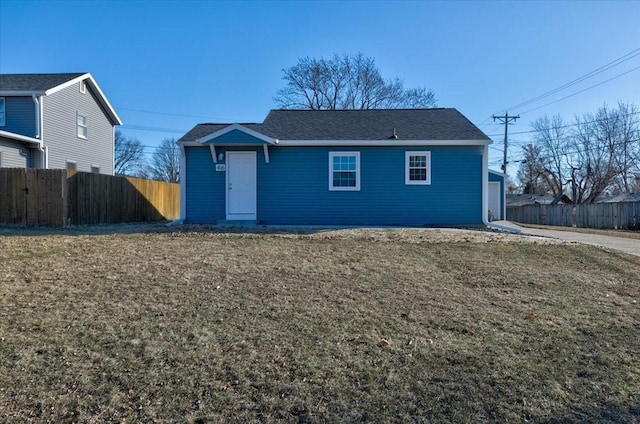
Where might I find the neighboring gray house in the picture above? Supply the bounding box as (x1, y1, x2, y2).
(0, 73, 122, 175)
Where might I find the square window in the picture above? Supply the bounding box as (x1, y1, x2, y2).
(66, 161, 77, 171)
(91, 165, 100, 174)
(405, 151, 431, 185)
(329, 152, 360, 191)
(77, 114, 87, 139)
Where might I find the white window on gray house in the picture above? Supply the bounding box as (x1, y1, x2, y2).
(329, 151, 360, 191)
(0, 97, 5, 126)
(66, 161, 77, 171)
(77, 113, 87, 139)
(91, 165, 100, 174)
(405, 151, 431, 185)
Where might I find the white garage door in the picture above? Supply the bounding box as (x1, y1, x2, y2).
(488, 182, 502, 220)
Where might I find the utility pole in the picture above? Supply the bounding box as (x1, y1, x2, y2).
(492, 112, 519, 174)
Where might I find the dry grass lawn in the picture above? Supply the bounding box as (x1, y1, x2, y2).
(0, 226, 639, 423)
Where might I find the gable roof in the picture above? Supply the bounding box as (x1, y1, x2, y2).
(179, 108, 490, 143)
(0, 72, 122, 126)
(0, 73, 85, 92)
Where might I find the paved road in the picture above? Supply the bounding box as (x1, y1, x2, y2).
(493, 221, 640, 257)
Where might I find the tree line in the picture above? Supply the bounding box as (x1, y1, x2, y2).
(516, 102, 640, 203)
(114, 131, 180, 182)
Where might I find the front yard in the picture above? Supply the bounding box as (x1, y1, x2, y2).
(0, 227, 638, 422)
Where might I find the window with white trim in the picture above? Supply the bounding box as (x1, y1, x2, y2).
(329, 152, 360, 191)
(91, 165, 100, 174)
(77, 113, 87, 139)
(405, 151, 431, 185)
(66, 161, 77, 171)
(0, 97, 5, 126)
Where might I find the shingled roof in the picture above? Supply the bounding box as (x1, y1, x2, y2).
(0, 72, 122, 126)
(0, 73, 86, 92)
(179, 108, 490, 142)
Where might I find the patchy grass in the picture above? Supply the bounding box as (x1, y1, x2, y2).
(0, 227, 639, 423)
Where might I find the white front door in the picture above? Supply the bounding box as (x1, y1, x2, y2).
(488, 182, 502, 220)
(226, 151, 257, 220)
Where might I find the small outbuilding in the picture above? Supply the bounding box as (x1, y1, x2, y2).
(177, 108, 493, 226)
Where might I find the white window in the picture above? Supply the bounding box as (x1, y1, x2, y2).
(80, 81, 86, 94)
(405, 151, 431, 185)
(329, 152, 360, 191)
(77, 113, 87, 139)
(91, 165, 100, 174)
(66, 161, 77, 171)
(0, 97, 5, 126)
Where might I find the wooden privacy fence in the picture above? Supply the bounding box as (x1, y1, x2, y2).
(0, 168, 179, 227)
(507, 202, 640, 230)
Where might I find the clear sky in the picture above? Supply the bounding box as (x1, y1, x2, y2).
(1, 0, 639, 173)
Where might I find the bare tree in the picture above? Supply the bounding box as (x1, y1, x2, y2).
(516, 144, 550, 194)
(275, 53, 436, 110)
(531, 114, 570, 196)
(528, 103, 640, 203)
(114, 130, 146, 176)
(148, 138, 180, 183)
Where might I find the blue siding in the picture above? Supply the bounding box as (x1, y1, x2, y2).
(185, 145, 484, 226)
(2, 97, 36, 137)
(204, 129, 268, 144)
(185, 147, 226, 223)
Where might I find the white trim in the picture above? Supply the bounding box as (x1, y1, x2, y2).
(179, 139, 490, 148)
(488, 169, 505, 177)
(76, 113, 88, 139)
(80, 81, 86, 94)
(263, 144, 270, 164)
(0, 129, 42, 146)
(482, 144, 489, 226)
(405, 151, 431, 185)
(43, 73, 122, 126)
(209, 144, 217, 163)
(226, 151, 257, 220)
(277, 139, 491, 147)
(91, 164, 101, 174)
(179, 144, 186, 221)
(196, 123, 277, 145)
(329, 151, 360, 191)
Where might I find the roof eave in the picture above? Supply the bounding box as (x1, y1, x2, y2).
(0, 129, 43, 146)
(195, 123, 276, 145)
(44, 73, 122, 126)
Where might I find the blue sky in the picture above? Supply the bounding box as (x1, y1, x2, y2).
(1, 0, 639, 172)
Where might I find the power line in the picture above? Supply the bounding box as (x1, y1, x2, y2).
(481, 46, 640, 126)
(519, 65, 640, 115)
(504, 47, 640, 113)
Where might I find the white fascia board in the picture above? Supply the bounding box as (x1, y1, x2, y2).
(276, 139, 491, 147)
(0, 129, 43, 146)
(44, 73, 123, 126)
(196, 123, 277, 145)
(482, 145, 489, 226)
(488, 169, 506, 177)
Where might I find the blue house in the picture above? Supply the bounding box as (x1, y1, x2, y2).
(177, 108, 494, 226)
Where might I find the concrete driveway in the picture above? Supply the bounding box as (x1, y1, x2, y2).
(493, 221, 640, 257)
